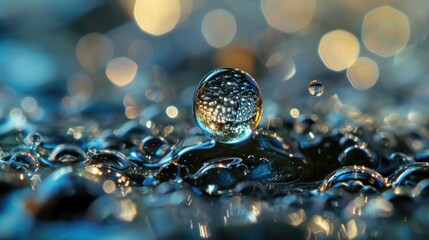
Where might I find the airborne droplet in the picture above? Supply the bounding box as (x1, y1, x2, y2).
(193, 68, 263, 144)
(308, 80, 324, 96)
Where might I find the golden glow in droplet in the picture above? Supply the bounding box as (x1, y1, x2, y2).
(319, 30, 360, 71)
(261, 0, 316, 33)
(76, 33, 113, 72)
(202, 9, 236, 48)
(166, 106, 178, 118)
(290, 108, 300, 118)
(363, 6, 410, 57)
(347, 57, 379, 90)
(133, 0, 181, 36)
(106, 57, 138, 87)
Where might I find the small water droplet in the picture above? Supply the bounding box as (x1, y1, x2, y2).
(27, 133, 42, 151)
(194, 68, 263, 144)
(308, 80, 324, 96)
(338, 146, 377, 169)
(87, 146, 97, 157)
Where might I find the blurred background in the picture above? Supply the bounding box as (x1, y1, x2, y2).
(1, 0, 428, 128)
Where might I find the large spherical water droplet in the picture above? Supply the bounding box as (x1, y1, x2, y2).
(308, 80, 324, 96)
(27, 133, 42, 151)
(194, 68, 263, 144)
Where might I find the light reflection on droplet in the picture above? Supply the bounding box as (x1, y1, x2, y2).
(319, 30, 360, 71)
(261, 0, 316, 33)
(21, 97, 37, 113)
(133, 0, 181, 36)
(106, 57, 138, 87)
(202, 9, 236, 48)
(362, 6, 410, 57)
(76, 33, 113, 72)
(166, 106, 178, 118)
(346, 57, 379, 90)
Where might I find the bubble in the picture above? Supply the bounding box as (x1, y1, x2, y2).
(308, 80, 324, 97)
(193, 68, 263, 144)
(338, 146, 378, 169)
(139, 136, 171, 162)
(129, 135, 173, 168)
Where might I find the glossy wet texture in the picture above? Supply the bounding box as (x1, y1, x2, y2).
(1, 105, 429, 239)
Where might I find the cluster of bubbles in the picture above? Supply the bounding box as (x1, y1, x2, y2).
(1, 68, 429, 238)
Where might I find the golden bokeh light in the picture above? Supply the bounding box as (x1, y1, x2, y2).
(362, 6, 410, 57)
(261, 0, 316, 33)
(166, 106, 178, 118)
(106, 57, 138, 87)
(318, 30, 360, 71)
(202, 9, 236, 48)
(216, 44, 255, 75)
(134, 0, 181, 36)
(290, 108, 300, 118)
(76, 33, 113, 72)
(346, 57, 379, 90)
(68, 73, 93, 100)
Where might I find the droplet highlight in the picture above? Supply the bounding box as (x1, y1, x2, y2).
(193, 68, 263, 144)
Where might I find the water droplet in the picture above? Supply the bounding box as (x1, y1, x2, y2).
(129, 136, 173, 168)
(320, 166, 386, 192)
(338, 146, 378, 169)
(139, 136, 171, 162)
(378, 152, 413, 176)
(390, 162, 429, 188)
(87, 149, 130, 170)
(156, 163, 190, 183)
(43, 144, 87, 167)
(27, 133, 42, 151)
(174, 131, 309, 183)
(194, 68, 263, 144)
(87, 146, 97, 157)
(308, 80, 324, 96)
